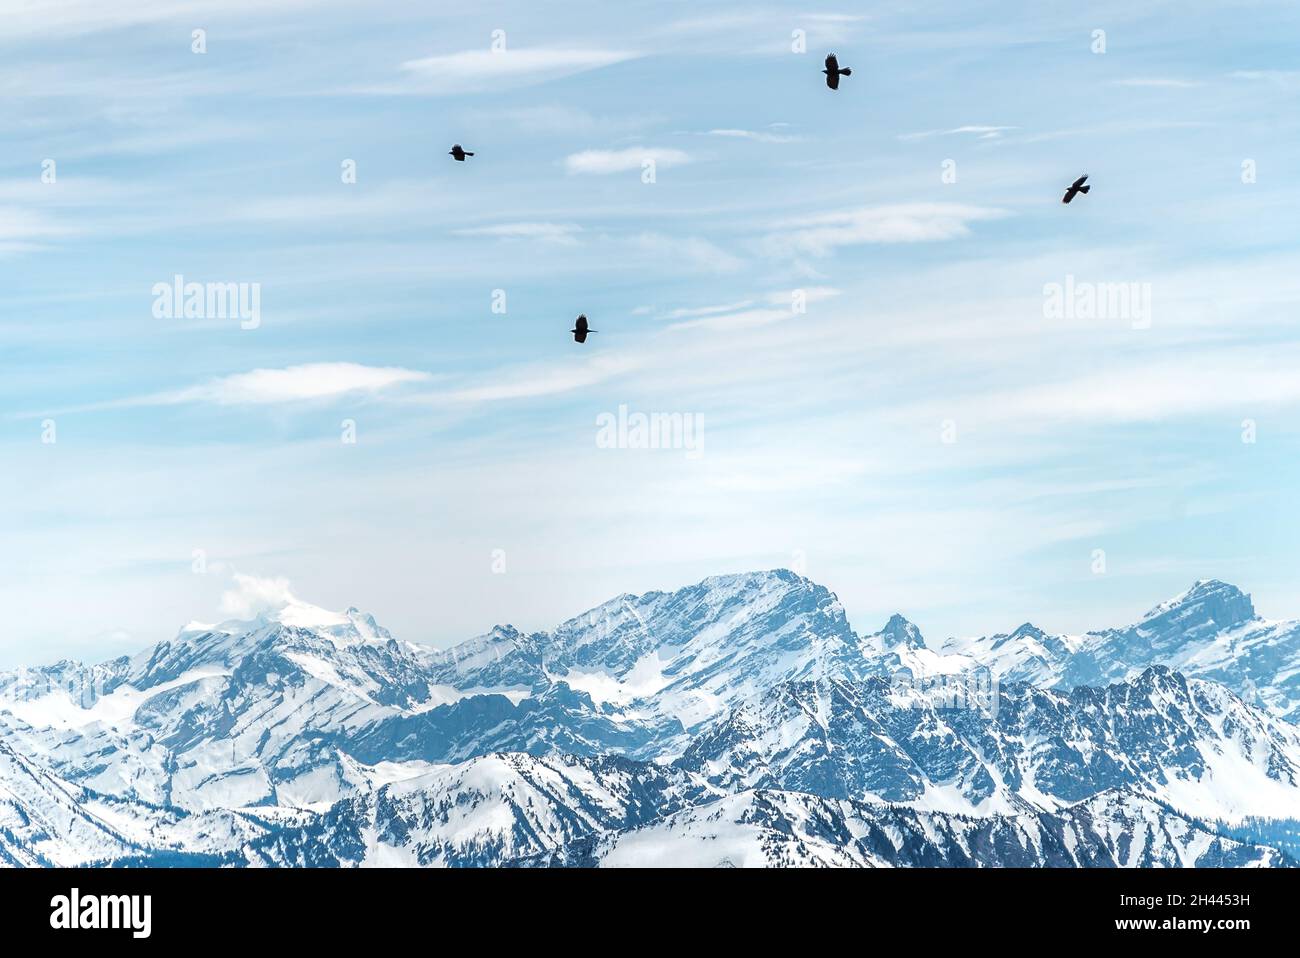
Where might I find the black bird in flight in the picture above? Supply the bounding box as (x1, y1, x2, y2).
(1062, 174, 1090, 204)
(823, 53, 852, 90)
(571, 314, 596, 344)
(448, 144, 474, 162)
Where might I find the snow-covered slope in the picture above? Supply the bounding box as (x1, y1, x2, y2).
(575, 788, 1289, 868)
(0, 740, 265, 867)
(675, 668, 1300, 824)
(245, 752, 709, 867)
(241, 755, 1291, 869)
(0, 741, 137, 866)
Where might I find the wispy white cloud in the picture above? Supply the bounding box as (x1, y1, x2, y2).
(423, 355, 643, 405)
(763, 287, 840, 307)
(492, 105, 660, 137)
(0, 176, 136, 247)
(219, 572, 296, 619)
(392, 47, 638, 94)
(1015, 119, 1210, 144)
(453, 222, 582, 244)
(0, 0, 330, 39)
(631, 232, 744, 273)
(661, 299, 755, 320)
(1229, 70, 1300, 86)
(665, 288, 839, 332)
(891, 346, 1300, 426)
(657, 11, 865, 53)
(899, 125, 1017, 141)
(765, 203, 1008, 256)
(36, 363, 434, 414)
(1111, 77, 1200, 89)
(0, 208, 80, 245)
(666, 306, 789, 333)
(162, 363, 431, 406)
(495, 104, 599, 134)
(224, 181, 446, 223)
(564, 147, 692, 175)
(216, 571, 344, 628)
(704, 128, 801, 144)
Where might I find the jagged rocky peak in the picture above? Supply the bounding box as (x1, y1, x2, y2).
(1011, 622, 1046, 639)
(552, 568, 846, 643)
(413, 568, 859, 701)
(476, 624, 526, 645)
(1141, 579, 1256, 633)
(664, 568, 837, 612)
(701, 567, 816, 589)
(419, 622, 541, 678)
(869, 613, 927, 651)
(1128, 663, 1189, 693)
(985, 621, 1048, 650)
(664, 567, 836, 616)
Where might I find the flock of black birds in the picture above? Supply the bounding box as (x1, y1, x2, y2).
(447, 53, 1090, 344)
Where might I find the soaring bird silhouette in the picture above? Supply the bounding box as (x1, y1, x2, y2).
(571, 314, 596, 344)
(448, 144, 474, 162)
(823, 53, 852, 90)
(1062, 174, 1090, 204)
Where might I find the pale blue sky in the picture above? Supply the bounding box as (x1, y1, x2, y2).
(3, 1, 1300, 665)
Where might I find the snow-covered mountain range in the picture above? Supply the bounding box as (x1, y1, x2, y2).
(2, 570, 1298, 867)
(937, 579, 1300, 722)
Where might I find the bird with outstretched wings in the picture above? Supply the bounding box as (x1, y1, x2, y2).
(571, 314, 596, 344)
(823, 53, 852, 90)
(1062, 174, 1090, 204)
